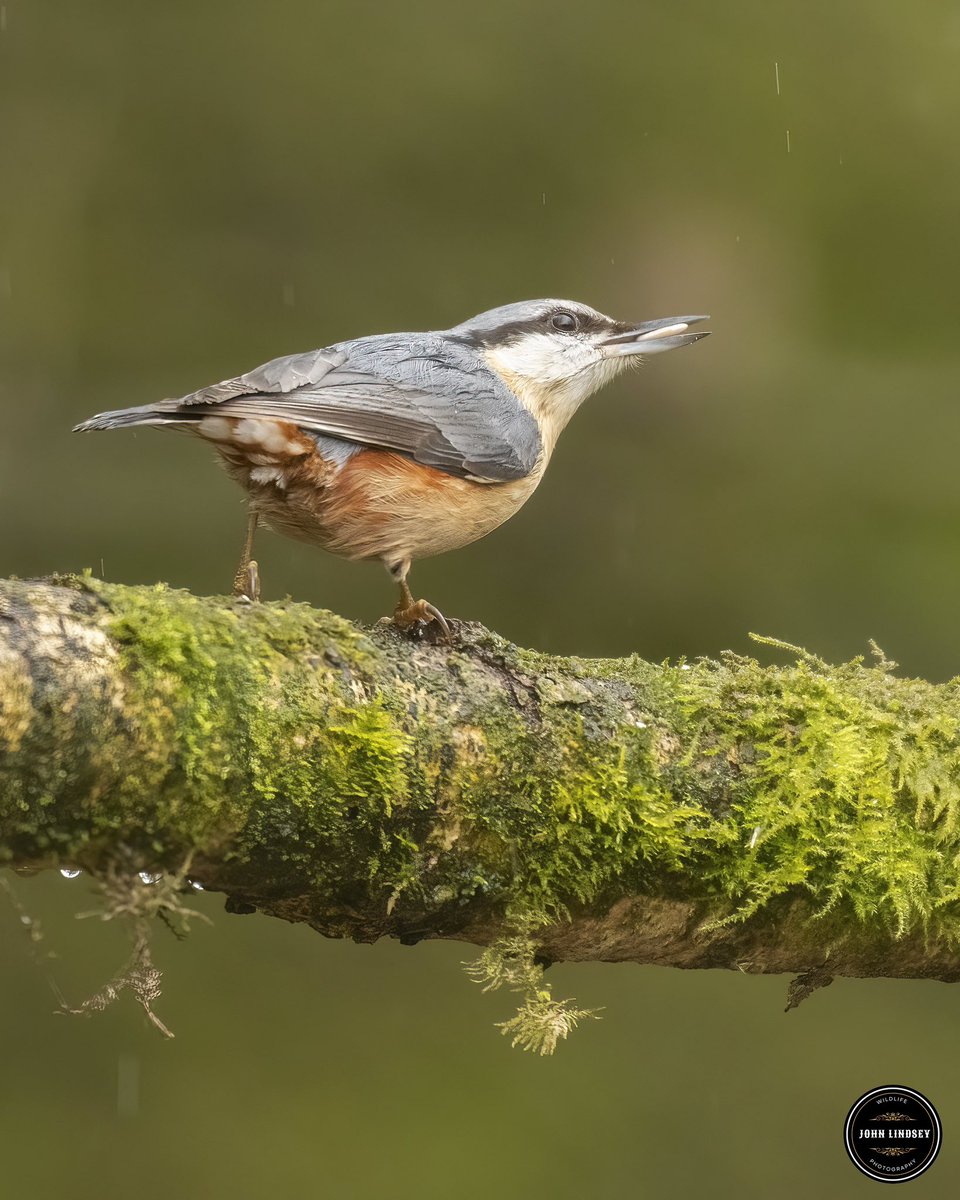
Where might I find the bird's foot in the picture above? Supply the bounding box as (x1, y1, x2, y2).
(232, 559, 261, 603)
(386, 598, 453, 644)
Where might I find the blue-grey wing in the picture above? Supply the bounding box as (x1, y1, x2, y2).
(170, 334, 542, 482)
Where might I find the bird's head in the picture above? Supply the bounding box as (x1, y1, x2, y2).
(446, 298, 710, 442)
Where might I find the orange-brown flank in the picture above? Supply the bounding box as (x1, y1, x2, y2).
(198, 414, 544, 568)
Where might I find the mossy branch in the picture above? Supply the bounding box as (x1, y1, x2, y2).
(4, 574, 960, 998)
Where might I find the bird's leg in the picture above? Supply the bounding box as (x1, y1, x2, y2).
(386, 560, 452, 642)
(232, 509, 261, 602)
(394, 578, 452, 642)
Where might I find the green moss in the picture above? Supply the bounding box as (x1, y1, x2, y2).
(0, 579, 425, 895)
(7, 575, 960, 952)
(678, 646, 960, 940)
(436, 696, 711, 922)
(426, 637, 960, 945)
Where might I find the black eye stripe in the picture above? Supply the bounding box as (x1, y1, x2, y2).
(449, 309, 613, 348)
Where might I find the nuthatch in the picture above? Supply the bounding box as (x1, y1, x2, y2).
(75, 299, 709, 638)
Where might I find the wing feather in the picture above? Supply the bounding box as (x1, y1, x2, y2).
(172, 336, 542, 482)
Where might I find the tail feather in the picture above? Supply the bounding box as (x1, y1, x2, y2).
(73, 405, 200, 433)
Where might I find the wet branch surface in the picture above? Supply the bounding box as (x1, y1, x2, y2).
(3, 575, 960, 996)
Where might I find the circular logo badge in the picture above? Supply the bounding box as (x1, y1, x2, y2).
(844, 1086, 941, 1183)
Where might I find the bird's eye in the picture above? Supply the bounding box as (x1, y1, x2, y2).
(551, 311, 579, 332)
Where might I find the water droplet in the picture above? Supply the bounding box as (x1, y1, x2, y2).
(138, 871, 162, 885)
(60, 867, 82, 879)
(189, 880, 205, 892)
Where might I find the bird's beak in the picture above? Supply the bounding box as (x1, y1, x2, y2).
(600, 315, 711, 357)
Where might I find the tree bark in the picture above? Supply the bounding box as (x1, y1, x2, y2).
(3, 574, 960, 992)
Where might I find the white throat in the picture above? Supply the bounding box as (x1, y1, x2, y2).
(486, 336, 627, 453)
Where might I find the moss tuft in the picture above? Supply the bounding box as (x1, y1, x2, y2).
(679, 645, 960, 940)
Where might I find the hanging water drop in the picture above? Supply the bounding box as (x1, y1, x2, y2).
(138, 871, 162, 885)
(60, 867, 82, 879)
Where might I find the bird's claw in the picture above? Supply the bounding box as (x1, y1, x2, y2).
(233, 560, 261, 604)
(389, 598, 453, 644)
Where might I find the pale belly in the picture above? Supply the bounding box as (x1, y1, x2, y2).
(256, 449, 544, 566)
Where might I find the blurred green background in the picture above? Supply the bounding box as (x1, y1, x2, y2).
(3, 0, 960, 1195)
